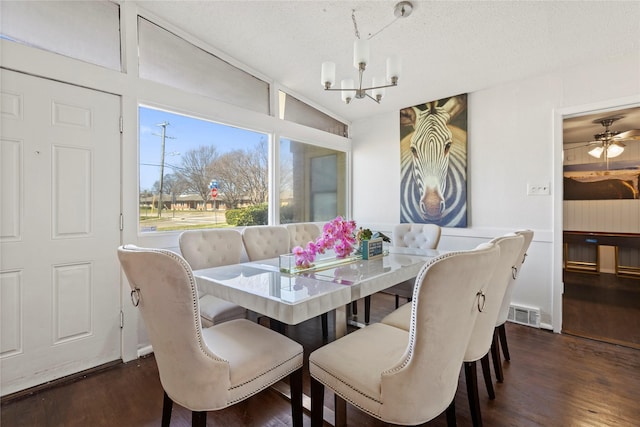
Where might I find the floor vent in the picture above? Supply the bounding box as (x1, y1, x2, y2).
(507, 304, 540, 328)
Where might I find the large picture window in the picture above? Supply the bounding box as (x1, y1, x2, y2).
(139, 106, 268, 232)
(279, 138, 347, 223)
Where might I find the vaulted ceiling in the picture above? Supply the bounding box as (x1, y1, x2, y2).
(137, 1, 640, 125)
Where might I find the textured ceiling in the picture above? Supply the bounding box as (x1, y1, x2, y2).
(135, 0, 640, 127)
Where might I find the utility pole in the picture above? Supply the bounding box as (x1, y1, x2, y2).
(154, 122, 176, 218)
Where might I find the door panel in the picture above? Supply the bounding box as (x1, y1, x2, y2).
(0, 70, 121, 396)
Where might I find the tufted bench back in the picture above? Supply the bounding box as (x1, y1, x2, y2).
(242, 225, 290, 261)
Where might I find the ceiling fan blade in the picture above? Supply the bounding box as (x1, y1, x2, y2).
(614, 128, 640, 141)
(563, 142, 599, 151)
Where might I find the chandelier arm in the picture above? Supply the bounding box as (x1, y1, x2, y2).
(324, 87, 356, 92)
(364, 92, 382, 104)
(321, 2, 410, 104)
(323, 81, 397, 92)
(366, 82, 398, 90)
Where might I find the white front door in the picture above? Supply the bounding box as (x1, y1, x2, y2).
(0, 70, 121, 396)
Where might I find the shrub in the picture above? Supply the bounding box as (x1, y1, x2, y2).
(226, 204, 268, 226)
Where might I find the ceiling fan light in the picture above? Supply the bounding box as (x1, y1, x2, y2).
(607, 144, 624, 158)
(588, 146, 604, 158)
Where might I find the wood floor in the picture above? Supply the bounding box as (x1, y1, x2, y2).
(563, 270, 640, 349)
(2, 292, 640, 427)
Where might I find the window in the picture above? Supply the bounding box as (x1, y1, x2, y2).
(279, 138, 347, 223)
(279, 91, 348, 137)
(138, 18, 269, 115)
(139, 106, 268, 232)
(1, 0, 121, 71)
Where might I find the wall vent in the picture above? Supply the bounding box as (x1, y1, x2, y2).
(507, 304, 540, 328)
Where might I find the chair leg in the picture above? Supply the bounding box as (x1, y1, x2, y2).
(351, 300, 358, 315)
(491, 329, 504, 383)
(191, 411, 206, 427)
(395, 294, 400, 308)
(289, 368, 303, 427)
(445, 398, 457, 427)
(364, 295, 371, 324)
(321, 313, 328, 339)
(464, 361, 483, 427)
(162, 391, 173, 427)
(310, 377, 325, 427)
(498, 323, 510, 361)
(480, 354, 495, 400)
(270, 319, 286, 334)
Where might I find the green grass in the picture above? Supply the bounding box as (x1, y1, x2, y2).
(154, 223, 232, 231)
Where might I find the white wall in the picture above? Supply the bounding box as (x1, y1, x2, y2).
(351, 52, 640, 330)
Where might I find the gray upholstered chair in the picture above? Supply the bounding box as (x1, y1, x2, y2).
(381, 234, 525, 427)
(179, 229, 247, 327)
(491, 229, 534, 382)
(117, 245, 303, 427)
(242, 225, 290, 261)
(309, 243, 501, 427)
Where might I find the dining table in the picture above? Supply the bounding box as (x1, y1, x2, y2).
(193, 246, 444, 426)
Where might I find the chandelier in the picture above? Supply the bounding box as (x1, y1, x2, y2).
(320, 2, 413, 104)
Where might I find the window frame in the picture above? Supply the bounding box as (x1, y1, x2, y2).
(136, 96, 351, 236)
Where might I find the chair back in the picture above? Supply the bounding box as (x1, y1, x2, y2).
(496, 229, 534, 326)
(286, 223, 321, 250)
(465, 234, 525, 362)
(242, 225, 290, 261)
(179, 229, 243, 269)
(379, 243, 500, 420)
(393, 223, 441, 249)
(117, 245, 230, 409)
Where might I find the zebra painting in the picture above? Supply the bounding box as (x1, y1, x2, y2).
(400, 94, 468, 227)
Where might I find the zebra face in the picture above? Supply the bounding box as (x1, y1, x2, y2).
(410, 107, 453, 220)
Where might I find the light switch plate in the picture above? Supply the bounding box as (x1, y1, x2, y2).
(527, 182, 550, 196)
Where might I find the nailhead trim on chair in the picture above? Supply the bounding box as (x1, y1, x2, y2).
(228, 354, 303, 404)
(125, 246, 228, 365)
(125, 245, 305, 409)
(313, 251, 469, 420)
(382, 250, 465, 376)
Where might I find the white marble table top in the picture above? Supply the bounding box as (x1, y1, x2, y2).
(194, 249, 443, 326)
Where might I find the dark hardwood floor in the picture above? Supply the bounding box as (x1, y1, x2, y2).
(563, 270, 640, 349)
(2, 292, 639, 426)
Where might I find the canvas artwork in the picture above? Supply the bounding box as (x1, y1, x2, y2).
(399, 94, 468, 227)
(563, 160, 640, 200)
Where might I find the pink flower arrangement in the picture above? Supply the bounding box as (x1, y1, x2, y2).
(292, 216, 357, 268)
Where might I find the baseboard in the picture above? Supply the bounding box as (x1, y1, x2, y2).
(137, 344, 153, 358)
(0, 359, 122, 404)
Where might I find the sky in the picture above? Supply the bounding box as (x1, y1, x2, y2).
(139, 106, 269, 191)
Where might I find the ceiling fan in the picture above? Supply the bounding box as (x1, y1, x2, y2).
(565, 116, 640, 168)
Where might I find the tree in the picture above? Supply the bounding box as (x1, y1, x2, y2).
(152, 173, 184, 195)
(244, 139, 268, 204)
(211, 150, 246, 209)
(176, 146, 218, 210)
(211, 139, 268, 209)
